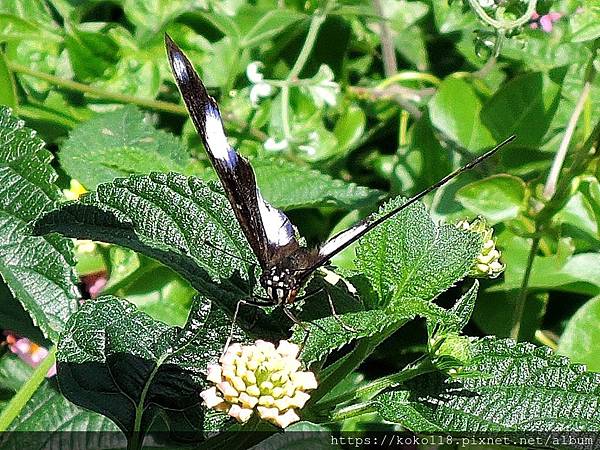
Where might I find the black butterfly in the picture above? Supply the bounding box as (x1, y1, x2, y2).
(165, 35, 514, 311)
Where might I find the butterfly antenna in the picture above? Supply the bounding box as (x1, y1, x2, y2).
(366, 135, 516, 231)
(301, 135, 516, 272)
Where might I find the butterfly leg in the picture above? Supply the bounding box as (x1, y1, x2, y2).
(282, 307, 312, 354)
(325, 289, 357, 333)
(223, 298, 249, 357)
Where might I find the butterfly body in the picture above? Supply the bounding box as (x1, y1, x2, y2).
(165, 34, 514, 314)
(260, 248, 321, 304)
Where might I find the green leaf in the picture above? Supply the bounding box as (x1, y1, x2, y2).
(253, 158, 382, 210)
(355, 197, 481, 309)
(295, 309, 398, 366)
(294, 196, 482, 365)
(481, 72, 562, 148)
(428, 77, 495, 153)
(64, 27, 119, 81)
(57, 295, 232, 440)
(332, 104, 366, 156)
(240, 7, 305, 48)
(0, 354, 121, 447)
(375, 337, 600, 431)
(0, 106, 79, 342)
(5, 381, 121, 443)
(34, 173, 253, 300)
(0, 14, 59, 42)
(34, 173, 286, 338)
(59, 106, 194, 190)
(492, 237, 600, 296)
(570, 5, 600, 42)
(437, 280, 479, 335)
(558, 295, 600, 372)
(456, 174, 527, 224)
(0, 52, 16, 108)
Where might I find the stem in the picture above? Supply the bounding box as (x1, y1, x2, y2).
(317, 356, 434, 410)
(280, 3, 331, 141)
(510, 236, 540, 340)
(310, 320, 404, 405)
(8, 61, 267, 141)
(467, 0, 537, 30)
(377, 71, 441, 88)
(372, 0, 397, 78)
(543, 49, 598, 199)
(9, 61, 187, 115)
(329, 401, 376, 422)
(128, 354, 167, 450)
(0, 347, 57, 431)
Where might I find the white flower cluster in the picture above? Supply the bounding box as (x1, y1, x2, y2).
(200, 340, 317, 428)
(456, 218, 505, 278)
(246, 62, 273, 107)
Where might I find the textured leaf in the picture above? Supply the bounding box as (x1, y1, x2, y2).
(0, 354, 121, 448)
(355, 197, 481, 309)
(0, 106, 79, 342)
(375, 337, 600, 432)
(1, 381, 123, 449)
(253, 158, 382, 210)
(59, 106, 195, 190)
(57, 295, 234, 440)
(558, 295, 600, 372)
(35, 173, 254, 296)
(59, 106, 380, 211)
(293, 203, 481, 365)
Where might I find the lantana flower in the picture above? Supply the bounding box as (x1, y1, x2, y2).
(62, 179, 87, 201)
(456, 217, 505, 279)
(5, 334, 56, 377)
(530, 11, 562, 33)
(200, 340, 317, 428)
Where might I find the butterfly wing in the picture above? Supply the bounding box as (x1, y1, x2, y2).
(165, 35, 299, 268)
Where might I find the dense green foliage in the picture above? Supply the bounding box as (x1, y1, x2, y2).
(0, 0, 599, 448)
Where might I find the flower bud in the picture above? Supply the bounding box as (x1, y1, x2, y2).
(456, 217, 505, 279)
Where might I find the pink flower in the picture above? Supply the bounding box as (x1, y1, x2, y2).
(81, 271, 108, 299)
(530, 11, 562, 32)
(5, 334, 56, 377)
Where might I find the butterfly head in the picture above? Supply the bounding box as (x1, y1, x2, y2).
(260, 267, 300, 305)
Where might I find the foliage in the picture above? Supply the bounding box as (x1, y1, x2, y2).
(0, 0, 599, 448)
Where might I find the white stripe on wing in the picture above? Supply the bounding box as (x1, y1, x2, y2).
(256, 190, 295, 246)
(204, 106, 237, 167)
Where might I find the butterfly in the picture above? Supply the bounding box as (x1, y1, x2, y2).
(165, 35, 515, 314)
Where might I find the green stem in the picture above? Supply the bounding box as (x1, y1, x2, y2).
(542, 41, 598, 200)
(310, 320, 405, 405)
(8, 61, 188, 116)
(317, 356, 435, 411)
(0, 346, 57, 431)
(377, 71, 441, 88)
(329, 401, 376, 422)
(8, 61, 268, 141)
(280, 4, 331, 142)
(467, 0, 537, 30)
(510, 236, 540, 341)
(128, 354, 167, 450)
